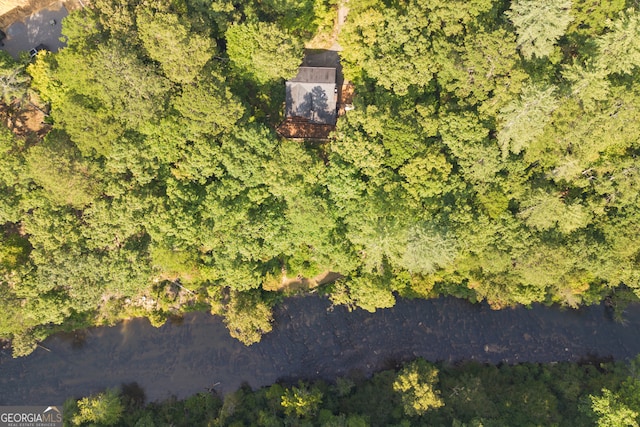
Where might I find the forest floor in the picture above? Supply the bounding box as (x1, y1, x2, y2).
(0, 100, 50, 140)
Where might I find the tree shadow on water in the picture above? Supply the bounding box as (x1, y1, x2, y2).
(121, 382, 146, 409)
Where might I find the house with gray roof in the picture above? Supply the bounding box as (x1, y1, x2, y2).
(285, 67, 338, 126)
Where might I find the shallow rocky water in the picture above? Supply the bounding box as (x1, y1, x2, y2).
(0, 296, 639, 406)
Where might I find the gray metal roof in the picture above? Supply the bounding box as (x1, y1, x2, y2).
(290, 67, 336, 84)
(285, 67, 337, 125)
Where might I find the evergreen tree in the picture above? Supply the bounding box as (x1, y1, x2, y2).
(506, 0, 574, 59)
(596, 8, 640, 76)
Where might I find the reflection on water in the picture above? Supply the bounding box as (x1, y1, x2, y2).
(119, 318, 134, 346)
(55, 331, 87, 350)
(1, 296, 639, 405)
(71, 331, 87, 350)
(167, 315, 185, 326)
(121, 382, 146, 408)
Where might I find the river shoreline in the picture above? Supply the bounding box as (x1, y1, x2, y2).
(1, 295, 639, 406)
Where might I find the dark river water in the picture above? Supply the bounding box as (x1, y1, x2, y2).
(1, 296, 639, 406)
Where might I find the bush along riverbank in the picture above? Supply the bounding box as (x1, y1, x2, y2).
(62, 357, 640, 426)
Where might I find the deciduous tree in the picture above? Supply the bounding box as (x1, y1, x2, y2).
(394, 359, 444, 416)
(281, 382, 323, 418)
(226, 22, 303, 84)
(171, 74, 245, 137)
(71, 388, 123, 426)
(222, 289, 274, 345)
(137, 10, 215, 84)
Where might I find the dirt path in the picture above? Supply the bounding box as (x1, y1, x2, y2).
(331, 0, 349, 51)
(306, 0, 349, 51)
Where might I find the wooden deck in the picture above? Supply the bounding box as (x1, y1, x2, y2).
(276, 117, 335, 140)
(337, 83, 355, 117)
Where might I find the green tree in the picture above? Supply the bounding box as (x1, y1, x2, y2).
(437, 28, 525, 112)
(0, 51, 30, 106)
(518, 190, 591, 234)
(226, 22, 303, 83)
(401, 223, 458, 275)
(137, 10, 215, 84)
(347, 275, 396, 313)
(24, 130, 101, 209)
(497, 84, 558, 158)
(0, 126, 26, 223)
(222, 289, 274, 345)
(399, 149, 452, 201)
(90, 0, 137, 37)
(0, 233, 31, 342)
(595, 9, 640, 76)
(567, 0, 625, 38)
(340, 0, 495, 93)
(259, 0, 331, 36)
(51, 41, 170, 155)
(171, 74, 244, 137)
(393, 359, 444, 416)
(587, 389, 639, 427)
(59, 8, 104, 52)
(439, 111, 502, 185)
(525, 85, 640, 185)
(71, 388, 123, 426)
(281, 382, 324, 418)
(562, 62, 610, 113)
(338, 3, 434, 94)
(506, 0, 574, 60)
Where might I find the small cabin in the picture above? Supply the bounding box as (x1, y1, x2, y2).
(285, 67, 337, 125)
(278, 67, 338, 140)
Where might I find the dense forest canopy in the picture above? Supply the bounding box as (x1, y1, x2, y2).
(1, 0, 640, 354)
(62, 357, 640, 426)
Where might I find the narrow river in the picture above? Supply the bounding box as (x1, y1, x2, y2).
(1, 296, 639, 406)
